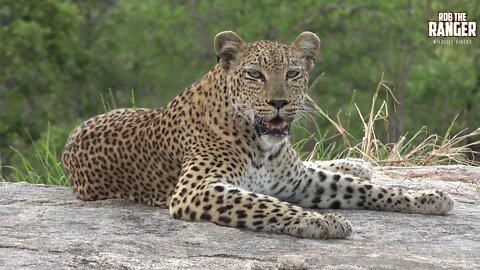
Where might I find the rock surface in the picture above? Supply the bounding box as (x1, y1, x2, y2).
(1, 165, 479, 270)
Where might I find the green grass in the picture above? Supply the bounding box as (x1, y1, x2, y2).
(2, 78, 479, 186)
(4, 124, 69, 185)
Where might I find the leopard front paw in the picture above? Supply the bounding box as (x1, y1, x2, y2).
(294, 213, 353, 239)
(323, 213, 353, 239)
(411, 189, 454, 215)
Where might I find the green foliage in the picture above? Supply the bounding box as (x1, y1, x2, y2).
(0, 0, 479, 184)
(5, 124, 69, 185)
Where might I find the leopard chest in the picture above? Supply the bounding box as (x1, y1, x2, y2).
(235, 160, 289, 195)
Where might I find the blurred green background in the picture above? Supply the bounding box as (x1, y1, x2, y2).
(0, 0, 479, 182)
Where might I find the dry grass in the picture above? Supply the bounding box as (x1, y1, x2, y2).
(304, 73, 480, 166)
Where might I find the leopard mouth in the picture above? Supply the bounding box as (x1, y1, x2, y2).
(255, 116, 292, 136)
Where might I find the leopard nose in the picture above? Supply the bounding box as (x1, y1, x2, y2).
(267, 100, 289, 110)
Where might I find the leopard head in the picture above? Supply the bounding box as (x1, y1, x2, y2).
(214, 31, 320, 143)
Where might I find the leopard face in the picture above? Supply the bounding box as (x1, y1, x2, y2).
(214, 31, 320, 143)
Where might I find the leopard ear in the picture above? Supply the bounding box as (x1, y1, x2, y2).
(214, 31, 245, 72)
(290, 32, 321, 71)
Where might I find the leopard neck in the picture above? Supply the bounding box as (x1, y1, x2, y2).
(193, 65, 251, 141)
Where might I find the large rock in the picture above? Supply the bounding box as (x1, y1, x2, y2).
(1, 166, 479, 270)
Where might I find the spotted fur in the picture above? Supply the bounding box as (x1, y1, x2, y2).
(62, 31, 454, 239)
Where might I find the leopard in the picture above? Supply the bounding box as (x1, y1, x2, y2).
(61, 31, 454, 239)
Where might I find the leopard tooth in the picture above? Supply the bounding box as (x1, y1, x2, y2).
(267, 121, 287, 129)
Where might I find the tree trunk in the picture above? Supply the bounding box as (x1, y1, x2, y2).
(388, 0, 413, 144)
(188, 0, 211, 60)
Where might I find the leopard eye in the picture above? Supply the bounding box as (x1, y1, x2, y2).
(286, 70, 300, 79)
(246, 70, 264, 80)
